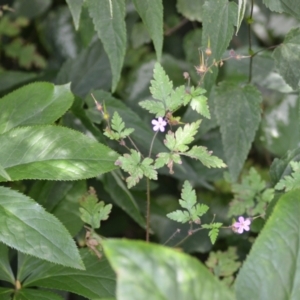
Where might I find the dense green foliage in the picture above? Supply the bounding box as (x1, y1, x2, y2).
(0, 0, 300, 299)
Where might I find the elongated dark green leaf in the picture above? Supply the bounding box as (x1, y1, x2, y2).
(103, 171, 146, 229)
(132, 0, 163, 61)
(14, 0, 51, 19)
(236, 0, 247, 35)
(29, 181, 86, 237)
(0, 125, 118, 182)
(214, 82, 262, 181)
(56, 41, 111, 98)
(176, 0, 205, 21)
(22, 249, 115, 299)
(263, 0, 300, 19)
(202, 0, 237, 61)
(235, 190, 300, 300)
(0, 243, 14, 284)
(15, 289, 63, 300)
(0, 287, 13, 300)
(273, 28, 300, 90)
(0, 186, 84, 269)
(86, 0, 126, 91)
(103, 239, 234, 300)
(66, 0, 84, 30)
(0, 71, 36, 94)
(0, 83, 73, 134)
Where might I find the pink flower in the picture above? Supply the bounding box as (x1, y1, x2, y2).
(233, 216, 251, 234)
(152, 117, 167, 132)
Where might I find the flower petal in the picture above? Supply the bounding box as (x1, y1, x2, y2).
(238, 216, 245, 223)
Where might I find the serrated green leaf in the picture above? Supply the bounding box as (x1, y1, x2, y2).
(236, 0, 247, 35)
(166, 86, 186, 112)
(103, 172, 146, 229)
(273, 28, 300, 90)
(139, 99, 165, 117)
(0, 186, 84, 269)
(176, 0, 205, 22)
(202, 0, 237, 61)
(103, 239, 234, 300)
(166, 210, 190, 223)
(208, 228, 219, 245)
(66, 0, 84, 30)
(214, 82, 262, 181)
(132, 0, 163, 61)
(263, 0, 300, 19)
(275, 161, 300, 191)
(150, 62, 173, 102)
(193, 203, 209, 218)
(20, 249, 115, 299)
(184, 146, 226, 168)
(104, 112, 134, 140)
(0, 125, 118, 182)
(235, 190, 300, 299)
(180, 181, 197, 210)
(0, 83, 74, 135)
(190, 95, 210, 118)
(86, 0, 126, 92)
(0, 243, 14, 284)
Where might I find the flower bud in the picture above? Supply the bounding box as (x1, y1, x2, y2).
(205, 47, 212, 56)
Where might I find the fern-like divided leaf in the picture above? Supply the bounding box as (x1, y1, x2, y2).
(275, 161, 300, 192)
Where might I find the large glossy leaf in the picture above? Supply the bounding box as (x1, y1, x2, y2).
(132, 0, 163, 61)
(273, 28, 300, 90)
(0, 83, 73, 134)
(29, 181, 86, 237)
(202, 0, 237, 61)
(103, 172, 146, 229)
(235, 190, 300, 300)
(0, 125, 118, 181)
(0, 287, 13, 300)
(214, 82, 262, 181)
(0, 243, 14, 284)
(66, 0, 84, 30)
(15, 289, 63, 300)
(263, 0, 300, 19)
(0, 186, 84, 269)
(21, 249, 115, 299)
(86, 0, 126, 92)
(103, 239, 234, 300)
(56, 40, 111, 97)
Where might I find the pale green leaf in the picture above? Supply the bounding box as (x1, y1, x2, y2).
(103, 239, 234, 300)
(180, 180, 197, 210)
(0, 83, 74, 134)
(20, 249, 115, 299)
(139, 99, 165, 117)
(275, 161, 300, 191)
(190, 95, 210, 118)
(132, 0, 163, 61)
(214, 82, 262, 181)
(0, 187, 84, 269)
(202, 0, 237, 61)
(0, 164, 11, 181)
(86, 0, 126, 91)
(273, 28, 300, 90)
(176, 0, 206, 22)
(184, 146, 227, 168)
(167, 210, 190, 223)
(263, 0, 300, 19)
(66, 0, 84, 30)
(236, 0, 247, 35)
(235, 190, 300, 300)
(0, 125, 118, 182)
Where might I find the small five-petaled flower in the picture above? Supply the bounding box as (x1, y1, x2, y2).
(233, 216, 251, 234)
(152, 117, 167, 132)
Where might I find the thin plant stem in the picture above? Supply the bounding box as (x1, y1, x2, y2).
(148, 131, 159, 158)
(248, 0, 254, 83)
(146, 178, 151, 242)
(163, 229, 181, 246)
(127, 136, 141, 154)
(174, 227, 204, 248)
